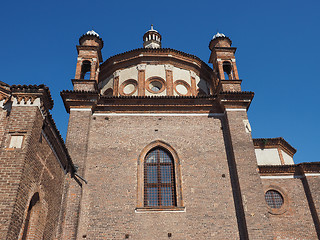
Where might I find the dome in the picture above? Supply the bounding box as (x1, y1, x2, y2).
(209, 32, 232, 49)
(79, 29, 104, 49)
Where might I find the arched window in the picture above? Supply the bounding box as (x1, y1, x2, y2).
(80, 60, 91, 79)
(222, 61, 233, 80)
(137, 141, 184, 211)
(144, 148, 176, 207)
(20, 192, 47, 240)
(21, 193, 40, 240)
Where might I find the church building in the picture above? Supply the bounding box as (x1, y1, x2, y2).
(0, 26, 320, 239)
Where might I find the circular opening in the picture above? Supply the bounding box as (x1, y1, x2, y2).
(176, 84, 188, 95)
(149, 81, 163, 93)
(119, 79, 138, 96)
(265, 190, 284, 209)
(123, 84, 136, 95)
(174, 80, 191, 96)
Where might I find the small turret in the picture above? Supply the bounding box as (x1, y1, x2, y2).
(209, 32, 241, 92)
(143, 25, 162, 49)
(73, 30, 104, 91)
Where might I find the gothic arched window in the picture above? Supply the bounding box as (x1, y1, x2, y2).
(144, 148, 176, 207)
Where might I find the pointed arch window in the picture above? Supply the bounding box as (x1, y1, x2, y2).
(144, 148, 176, 207)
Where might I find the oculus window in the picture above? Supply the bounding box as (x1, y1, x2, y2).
(265, 190, 284, 209)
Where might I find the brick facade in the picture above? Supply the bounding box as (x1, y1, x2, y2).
(0, 28, 319, 239)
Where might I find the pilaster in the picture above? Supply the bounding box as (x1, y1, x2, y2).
(223, 109, 274, 239)
(61, 109, 92, 240)
(137, 64, 146, 96)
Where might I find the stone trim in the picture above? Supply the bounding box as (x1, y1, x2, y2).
(253, 137, 296, 157)
(137, 140, 184, 210)
(145, 77, 166, 94)
(119, 79, 138, 96)
(173, 80, 191, 96)
(264, 185, 289, 215)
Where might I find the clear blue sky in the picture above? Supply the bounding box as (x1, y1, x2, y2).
(0, 0, 319, 163)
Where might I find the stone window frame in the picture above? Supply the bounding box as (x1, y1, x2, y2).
(119, 79, 138, 96)
(264, 185, 289, 215)
(173, 80, 191, 96)
(145, 77, 166, 94)
(136, 140, 184, 212)
(7, 133, 26, 150)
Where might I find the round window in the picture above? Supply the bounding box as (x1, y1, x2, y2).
(119, 79, 138, 96)
(265, 190, 284, 209)
(149, 81, 162, 93)
(123, 83, 136, 95)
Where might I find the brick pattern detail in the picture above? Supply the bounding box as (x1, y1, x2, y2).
(60, 110, 91, 239)
(0, 106, 67, 240)
(70, 115, 240, 239)
(224, 110, 274, 239)
(261, 178, 320, 239)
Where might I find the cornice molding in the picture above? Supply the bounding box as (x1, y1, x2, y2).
(259, 162, 320, 176)
(253, 137, 297, 157)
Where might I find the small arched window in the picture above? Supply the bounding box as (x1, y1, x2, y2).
(144, 148, 176, 207)
(80, 60, 91, 79)
(21, 193, 40, 240)
(222, 61, 233, 80)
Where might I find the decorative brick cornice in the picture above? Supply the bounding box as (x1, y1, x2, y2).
(10, 84, 54, 110)
(79, 33, 104, 48)
(60, 90, 99, 113)
(259, 162, 320, 176)
(217, 91, 254, 110)
(0, 81, 11, 105)
(1, 82, 75, 173)
(61, 90, 223, 113)
(253, 137, 297, 157)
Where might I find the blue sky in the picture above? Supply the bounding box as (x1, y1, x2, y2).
(0, 0, 319, 163)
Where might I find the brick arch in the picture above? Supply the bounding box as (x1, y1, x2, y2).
(19, 190, 48, 240)
(136, 140, 183, 209)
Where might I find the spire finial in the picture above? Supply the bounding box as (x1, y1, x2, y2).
(151, 24, 154, 30)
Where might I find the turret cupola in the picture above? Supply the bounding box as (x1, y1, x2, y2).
(143, 25, 162, 49)
(208, 32, 241, 92)
(209, 32, 232, 49)
(72, 30, 104, 91)
(79, 30, 104, 50)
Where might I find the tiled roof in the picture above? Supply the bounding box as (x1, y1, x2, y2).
(100, 48, 212, 70)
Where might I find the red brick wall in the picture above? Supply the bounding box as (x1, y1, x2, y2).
(67, 114, 242, 239)
(224, 110, 274, 239)
(0, 105, 67, 240)
(261, 177, 319, 239)
(61, 110, 91, 239)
